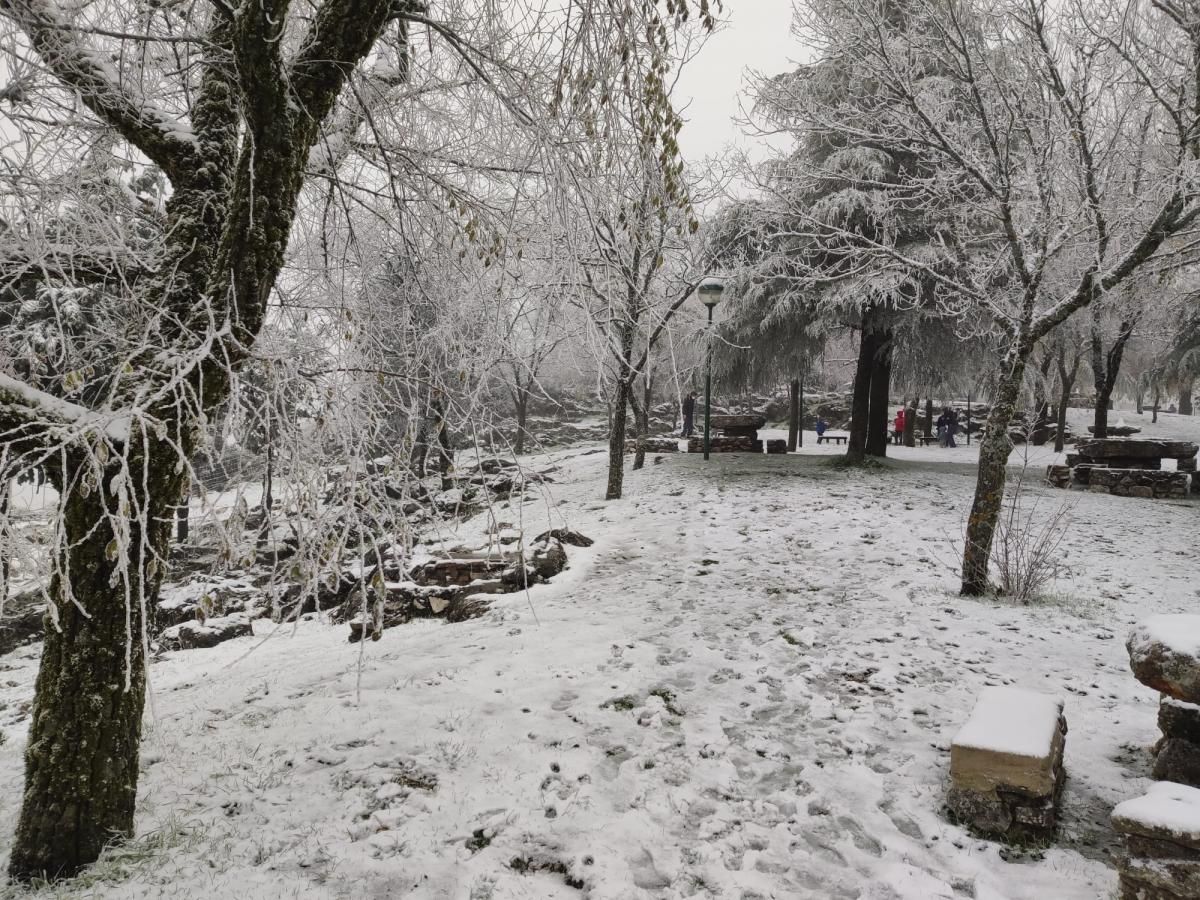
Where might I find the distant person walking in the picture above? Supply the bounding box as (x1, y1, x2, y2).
(893, 407, 906, 444)
(815, 416, 828, 443)
(681, 392, 696, 437)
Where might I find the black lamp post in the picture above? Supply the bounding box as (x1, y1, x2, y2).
(697, 277, 725, 460)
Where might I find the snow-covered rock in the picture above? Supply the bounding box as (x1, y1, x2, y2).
(1129, 615, 1200, 703)
(159, 613, 254, 651)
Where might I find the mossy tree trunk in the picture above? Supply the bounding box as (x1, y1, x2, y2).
(961, 344, 1029, 595)
(9, 446, 183, 880)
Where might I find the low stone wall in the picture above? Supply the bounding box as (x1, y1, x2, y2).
(1088, 468, 1189, 499)
(687, 436, 763, 453)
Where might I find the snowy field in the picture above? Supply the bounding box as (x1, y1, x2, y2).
(0, 409, 1197, 899)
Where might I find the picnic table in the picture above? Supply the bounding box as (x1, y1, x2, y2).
(817, 433, 848, 445)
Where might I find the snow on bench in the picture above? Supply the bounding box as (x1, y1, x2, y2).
(1112, 782, 1200, 898)
(947, 686, 1066, 838)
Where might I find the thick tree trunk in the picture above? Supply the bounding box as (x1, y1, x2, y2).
(903, 398, 916, 447)
(1136, 390, 1144, 415)
(606, 378, 632, 499)
(924, 398, 934, 438)
(846, 324, 879, 464)
(1093, 396, 1110, 438)
(961, 348, 1028, 596)
(1153, 389, 1160, 422)
(865, 328, 893, 458)
(1181, 380, 1195, 416)
(787, 378, 800, 452)
(9, 450, 180, 880)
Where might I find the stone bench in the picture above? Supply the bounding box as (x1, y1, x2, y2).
(1112, 782, 1200, 899)
(816, 434, 847, 445)
(1129, 615, 1200, 788)
(947, 686, 1066, 838)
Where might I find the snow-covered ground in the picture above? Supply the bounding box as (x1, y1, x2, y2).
(0, 408, 1197, 899)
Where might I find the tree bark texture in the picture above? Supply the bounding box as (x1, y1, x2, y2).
(903, 398, 916, 447)
(606, 378, 632, 500)
(847, 324, 879, 464)
(865, 328, 893, 458)
(961, 347, 1028, 596)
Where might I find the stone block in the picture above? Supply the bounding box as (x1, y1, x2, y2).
(1155, 738, 1200, 788)
(1161, 698, 1200, 745)
(1118, 858, 1200, 900)
(766, 439, 787, 454)
(1114, 781, 1200, 848)
(1129, 616, 1200, 704)
(947, 687, 1066, 838)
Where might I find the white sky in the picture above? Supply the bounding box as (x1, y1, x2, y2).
(675, 0, 799, 169)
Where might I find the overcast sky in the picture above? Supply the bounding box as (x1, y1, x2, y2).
(675, 0, 799, 168)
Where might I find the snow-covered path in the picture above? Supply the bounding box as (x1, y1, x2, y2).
(0, 410, 1197, 899)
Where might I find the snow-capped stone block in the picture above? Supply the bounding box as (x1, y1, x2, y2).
(1129, 616, 1200, 704)
(946, 687, 1066, 838)
(1114, 783, 1200, 846)
(1113, 783, 1200, 898)
(159, 613, 253, 651)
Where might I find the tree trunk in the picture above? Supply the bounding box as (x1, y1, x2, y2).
(432, 393, 453, 491)
(846, 323, 879, 464)
(1181, 380, 1195, 416)
(1055, 374, 1076, 454)
(409, 400, 429, 479)
(1093, 396, 1110, 438)
(961, 347, 1028, 596)
(0, 477, 8, 605)
(924, 398, 934, 438)
(631, 379, 650, 471)
(1153, 388, 1160, 423)
(1136, 390, 1144, 415)
(513, 385, 529, 455)
(9, 450, 181, 880)
(787, 378, 800, 452)
(606, 378, 632, 499)
(903, 398, 916, 447)
(865, 328, 893, 458)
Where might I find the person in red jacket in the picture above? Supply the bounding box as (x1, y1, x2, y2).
(893, 407, 906, 444)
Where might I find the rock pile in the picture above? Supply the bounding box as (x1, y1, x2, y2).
(1112, 782, 1200, 899)
(343, 532, 582, 642)
(946, 686, 1067, 839)
(1130, 616, 1200, 787)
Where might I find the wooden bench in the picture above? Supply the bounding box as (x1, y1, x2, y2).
(816, 434, 847, 445)
(917, 434, 939, 446)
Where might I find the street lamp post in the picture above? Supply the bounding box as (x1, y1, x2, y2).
(697, 277, 725, 461)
